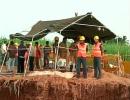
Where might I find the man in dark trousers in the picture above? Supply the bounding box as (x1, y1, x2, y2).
(92, 36, 104, 79)
(76, 36, 88, 78)
(43, 41, 51, 68)
(29, 43, 35, 71)
(17, 41, 26, 73)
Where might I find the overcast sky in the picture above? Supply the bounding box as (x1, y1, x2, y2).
(0, 0, 130, 41)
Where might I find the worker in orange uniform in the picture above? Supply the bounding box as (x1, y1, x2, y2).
(76, 36, 88, 78)
(92, 36, 104, 79)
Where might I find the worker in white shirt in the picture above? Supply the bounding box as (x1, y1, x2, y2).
(1, 41, 7, 65)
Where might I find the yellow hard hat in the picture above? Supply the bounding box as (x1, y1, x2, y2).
(14, 43, 19, 46)
(94, 36, 99, 40)
(79, 36, 85, 41)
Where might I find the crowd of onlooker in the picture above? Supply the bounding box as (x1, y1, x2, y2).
(0, 36, 77, 73)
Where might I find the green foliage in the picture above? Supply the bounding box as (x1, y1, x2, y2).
(32, 38, 47, 45)
(104, 40, 130, 61)
(0, 37, 9, 46)
(0, 37, 48, 46)
(106, 35, 129, 44)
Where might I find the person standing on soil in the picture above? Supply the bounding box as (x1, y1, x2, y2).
(92, 36, 104, 79)
(58, 37, 68, 68)
(34, 42, 41, 69)
(17, 41, 27, 73)
(39, 44, 44, 68)
(0, 45, 2, 65)
(52, 36, 59, 68)
(1, 41, 7, 65)
(14, 43, 19, 66)
(28, 43, 35, 71)
(43, 41, 51, 68)
(24, 44, 29, 69)
(76, 36, 88, 78)
(59, 37, 67, 58)
(69, 39, 77, 72)
(24, 43, 35, 71)
(7, 41, 17, 73)
(53, 36, 59, 54)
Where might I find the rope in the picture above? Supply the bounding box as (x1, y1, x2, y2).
(3, 46, 94, 53)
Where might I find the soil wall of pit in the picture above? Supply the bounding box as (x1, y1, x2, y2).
(0, 72, 130, 100)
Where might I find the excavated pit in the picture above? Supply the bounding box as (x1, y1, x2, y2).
(0, 70, 130, 100)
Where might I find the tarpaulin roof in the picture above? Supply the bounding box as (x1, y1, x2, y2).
(28, 13, 116, 42)
(10, 29, 50, 41)
(11, 13, 116, 42)
(28, 15, 83, 35)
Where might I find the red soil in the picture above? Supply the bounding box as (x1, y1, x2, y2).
(0, 71, 130, 100)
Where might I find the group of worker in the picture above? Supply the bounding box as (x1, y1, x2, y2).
(51, 35, 103, 79)
(75, 35, 103, 79)
(0, 35, 103, 79)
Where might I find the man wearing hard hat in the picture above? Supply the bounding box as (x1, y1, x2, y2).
(76, 36, 88, 78)
(92, 36, 104, 79)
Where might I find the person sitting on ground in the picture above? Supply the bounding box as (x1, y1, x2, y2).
(7, 41, 17, 73)
(43, 41, 51, 68)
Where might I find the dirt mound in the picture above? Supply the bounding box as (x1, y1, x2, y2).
(28, 71, 74, 79)
(0, 71, 130, 100)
